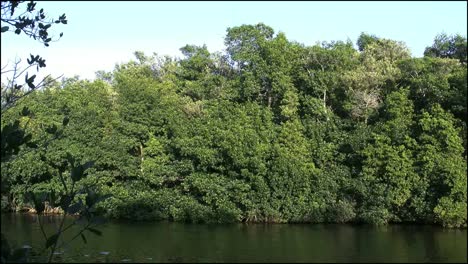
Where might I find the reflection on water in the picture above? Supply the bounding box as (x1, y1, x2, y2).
(1, 213, 466, 263)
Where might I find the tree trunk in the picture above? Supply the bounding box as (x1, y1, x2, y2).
(323, 89, 326, 109)
(323, 89, 330, 121)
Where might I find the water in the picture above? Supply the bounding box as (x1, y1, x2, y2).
(1, 213, 466, 263)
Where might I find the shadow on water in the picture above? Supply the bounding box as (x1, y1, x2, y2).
(1, 213, 466, 263)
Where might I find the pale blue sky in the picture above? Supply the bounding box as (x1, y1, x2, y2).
(1, 1, 467, 81)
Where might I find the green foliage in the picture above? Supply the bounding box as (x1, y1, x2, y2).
(398, 57, 463, 115)
(326, 199, 356, 223)
(1, 24, 467, 229)
(424, 33, 467, 63)
(414, 104, 467, 226)
(357, 32, 379, 52)
(359, 134, 418, 223)
(433, 197, 467, 228)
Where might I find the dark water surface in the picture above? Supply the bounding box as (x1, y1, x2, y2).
(1, 213, 466, 263)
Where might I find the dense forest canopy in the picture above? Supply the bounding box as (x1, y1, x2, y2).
(1, 23, 467, 228)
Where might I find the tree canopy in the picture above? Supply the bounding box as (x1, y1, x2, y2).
(1, 24, 467, 228)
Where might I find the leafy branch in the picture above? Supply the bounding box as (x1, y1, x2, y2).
(1, 1, 67, 113)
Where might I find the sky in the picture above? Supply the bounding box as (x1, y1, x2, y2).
(1, 1, 467, 81)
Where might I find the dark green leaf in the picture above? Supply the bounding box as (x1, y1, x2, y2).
(80, 233, 87, 244)
(85, 189, 95, 207)
(1, 26, 9, 33)
(45, 124, 57, 134)
(15, 28, 21, 34)
(45, 234, 59, 249)
(21, 107, 30, 116)
(60, 32, 63, 37)
(62, 116, 69, 126)
(70, 165, 84, 182)
(27, 74, 36, 83)
(87, 227, 102, 236)
(66, 153, 75, 166)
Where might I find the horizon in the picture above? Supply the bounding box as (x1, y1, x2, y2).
(1, 1, 467, 82)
